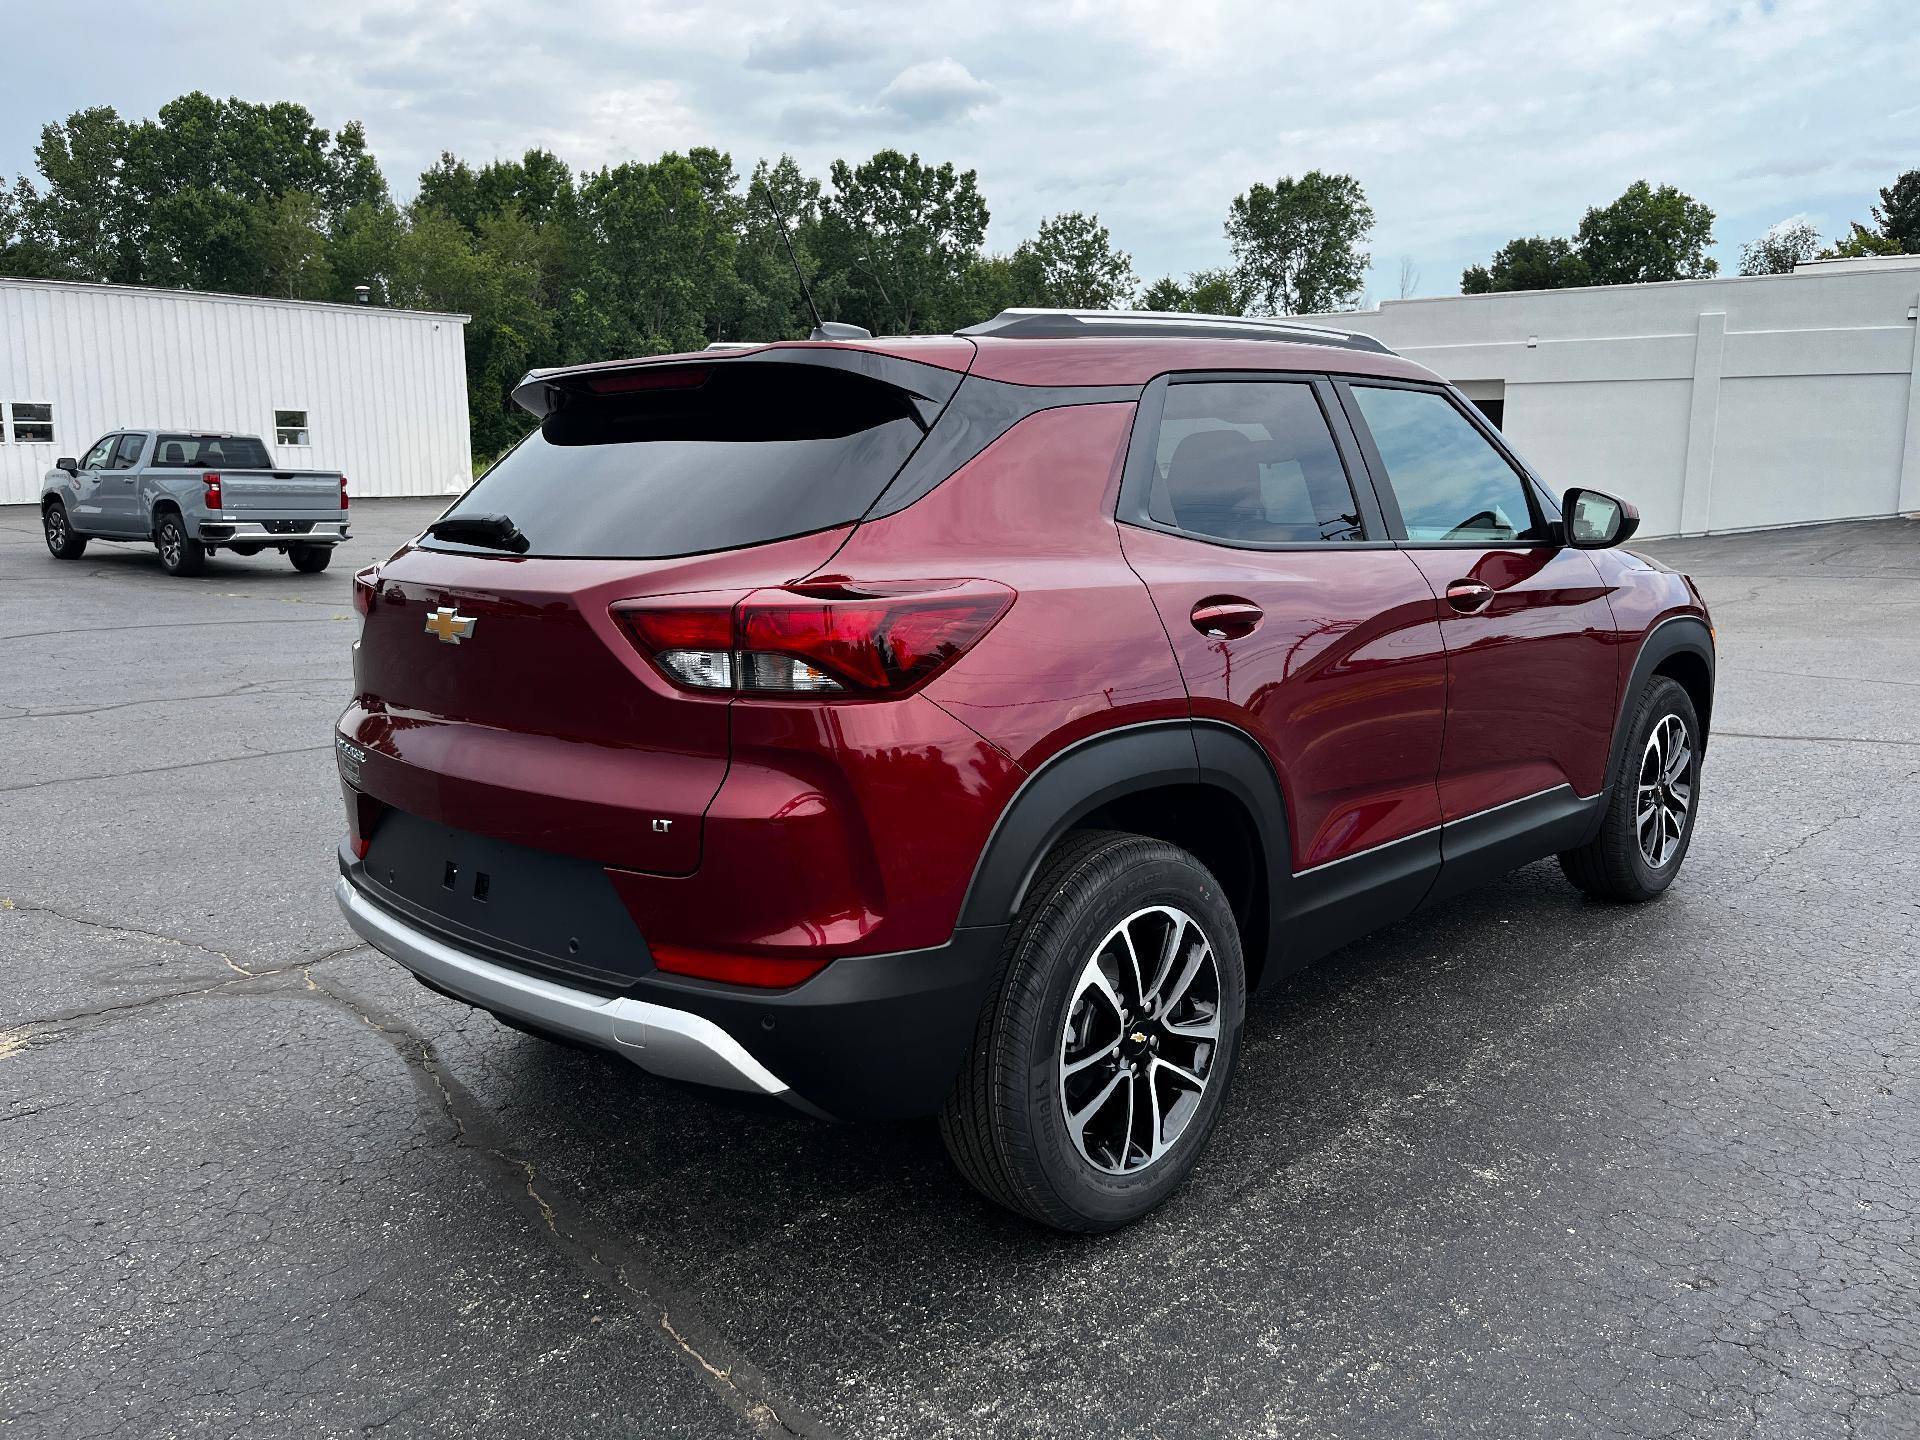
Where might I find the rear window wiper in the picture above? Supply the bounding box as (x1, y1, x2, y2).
(425, 513, 531, 554)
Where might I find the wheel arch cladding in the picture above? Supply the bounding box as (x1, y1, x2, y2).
(957, 720, 1290, 992)
(1614, 616, 1715, 783)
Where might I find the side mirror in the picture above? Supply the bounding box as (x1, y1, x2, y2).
(55, 456, 79, 476)
(1563, 487, 1640, 549)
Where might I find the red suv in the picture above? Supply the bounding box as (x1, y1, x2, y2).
(335, 310, 1714, 1231)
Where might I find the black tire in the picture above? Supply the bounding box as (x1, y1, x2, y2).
(43, 500, 87, 559)
(229, 543, 265, 557)
(288, 543, 333, 574)
(939, 830, 1247, 1232)
(155, 511, 206, 576)
(1559, 675, 1702, 902)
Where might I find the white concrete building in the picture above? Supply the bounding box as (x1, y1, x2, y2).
(1, 278, 471, 507)
(1304, 254, 1920, 537)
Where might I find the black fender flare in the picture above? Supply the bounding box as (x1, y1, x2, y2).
(956, 719, 1292, 932)
(1606, 614, 1715, 786)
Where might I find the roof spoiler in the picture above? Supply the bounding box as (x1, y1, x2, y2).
(955, 308, 1393, 355)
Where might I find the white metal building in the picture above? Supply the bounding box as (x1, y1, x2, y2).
(0, 277, 471, 507)
(1301, 254, 1920, 538)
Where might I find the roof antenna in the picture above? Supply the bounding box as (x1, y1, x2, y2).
(765, 192, 823, 333)
(765, 191, 870, 342)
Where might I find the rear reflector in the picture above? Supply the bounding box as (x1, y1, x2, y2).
(614, 580, 1014, 699)
(649, 944, 832, 989)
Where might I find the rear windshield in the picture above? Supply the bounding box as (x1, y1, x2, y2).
(430, 363, 928, 559)
(153, 435, 273, 468)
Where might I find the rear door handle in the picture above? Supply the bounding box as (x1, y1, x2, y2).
(1191, 598, 1264, 640)
(1445, 580, 1494, 614)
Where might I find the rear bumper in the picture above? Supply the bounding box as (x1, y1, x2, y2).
(335, 862, 1008, 1120)
(197, 519, 349, 544)
(336, 875, 793, 1098)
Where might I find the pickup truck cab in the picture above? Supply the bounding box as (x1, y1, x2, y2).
(41, 429, 350, 576)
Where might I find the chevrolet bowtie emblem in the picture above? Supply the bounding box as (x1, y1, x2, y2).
(424, 606, 477, 644)
(1131, 1031, 1148, 1045)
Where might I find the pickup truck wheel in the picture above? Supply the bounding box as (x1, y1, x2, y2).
(156, 512, 206, 577)
(43, 501, 88, 559)
(939, 830, 1246, 1232)
(288, 543, 333, 574)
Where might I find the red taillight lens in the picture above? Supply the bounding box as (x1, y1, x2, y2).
(340, 476, 350, 510)
(650, 943, 831, 989)
(740, 586, 1014, 694)
(614, 581, 1014, 698)
(203, 473, 222, 510)
(351, 566, 379, 617)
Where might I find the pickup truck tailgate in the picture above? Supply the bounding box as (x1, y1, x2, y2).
(218, 470, 343, 513)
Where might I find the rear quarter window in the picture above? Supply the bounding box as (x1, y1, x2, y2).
(434, 363, 931, 559)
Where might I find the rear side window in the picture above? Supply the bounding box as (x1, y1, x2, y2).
(110, 434, 144, 469)
(1148, 381, 1363, 545)
(437, 364, 929, 559)
(1348, 386, 1548, 542)
(153, 435, 274, 468)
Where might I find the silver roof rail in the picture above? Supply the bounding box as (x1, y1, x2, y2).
(955, 308, 1392, 355)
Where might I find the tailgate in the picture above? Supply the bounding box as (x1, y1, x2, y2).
(218, 470, 342, 513)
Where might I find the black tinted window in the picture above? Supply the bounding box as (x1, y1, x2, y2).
(154, 435, 273, 468)
(1148, 381, 1362, 545)
(436, 364, 927, 559)
(1350, 386, 1546, 542)
(110, 434, 144, 469)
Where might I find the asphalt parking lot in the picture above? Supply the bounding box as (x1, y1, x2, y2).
(3, 499, 1918, 1438)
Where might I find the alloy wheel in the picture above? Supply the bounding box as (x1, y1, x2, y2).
(1637, 713, 1693, 869)
(160, 521, 181, 568)
(1058, 905, 1222, 1175)
(45, 507, 68, 553)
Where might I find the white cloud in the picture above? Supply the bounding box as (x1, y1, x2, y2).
(875, 59, 995, 123)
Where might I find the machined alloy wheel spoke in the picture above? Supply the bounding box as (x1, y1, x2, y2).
(1058, 904, 1222, 1176)
(1637, 714, 1693, 869)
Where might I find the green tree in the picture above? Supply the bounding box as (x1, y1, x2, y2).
(1870, 169, 1919, 253)
(1819, 221, 1904, 260)
(16, 106, 136, 280)
(732, 155, 829, 339)
(577, 150, 740, 355)
(817, 150, 989, 332)
(1460, 235, 1591, 293)
(1138, 268, 1243, 314)
(1574, 180, 1717, 284)
(249, 190, 335, 298)
(1737, 219, 1821, 276)
(1013, 211, 1135, 309)
(1225, 171, 1373, 314)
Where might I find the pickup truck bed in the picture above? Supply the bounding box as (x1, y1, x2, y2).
(40, 428, 351, 577)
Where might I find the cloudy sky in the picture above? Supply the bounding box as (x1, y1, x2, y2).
(3, 0, 1915, 302)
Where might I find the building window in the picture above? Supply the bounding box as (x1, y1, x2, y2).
(8, 403, 54, 444)
(275, 410, 310, 446)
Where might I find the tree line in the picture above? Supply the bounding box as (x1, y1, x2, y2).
(2, 93, 1912, 459)
(1461, 172, 1919, 293)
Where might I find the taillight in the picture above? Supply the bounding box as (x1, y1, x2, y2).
(203, 473, 222, 510)
(351, 567, 379, 640)
(614, 579, 1014, 698)
(340, 475, 350, 510)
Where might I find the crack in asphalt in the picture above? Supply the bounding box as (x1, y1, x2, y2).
(0, 615, 350, 644)
(292, 963, 829, 1440)
(0, 743, 334, 793)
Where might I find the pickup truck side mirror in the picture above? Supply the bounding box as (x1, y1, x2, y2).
(1563, 487, 1640, 549)
(55, 456, 79, 476)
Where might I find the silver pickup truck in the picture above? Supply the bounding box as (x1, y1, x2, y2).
(40, 429, 351, 577)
